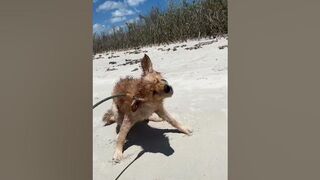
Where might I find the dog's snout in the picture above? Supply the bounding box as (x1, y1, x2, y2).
(164, 84, 172, 93)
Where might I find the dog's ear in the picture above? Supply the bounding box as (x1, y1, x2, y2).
(131, 99, 142, 112)
(141, 54, 153, 74)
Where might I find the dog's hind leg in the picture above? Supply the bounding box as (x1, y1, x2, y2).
(103, 102, 120, 126)
(102, 109, 115, 126)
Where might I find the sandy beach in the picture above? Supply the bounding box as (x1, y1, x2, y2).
(93, 37, 228, 180)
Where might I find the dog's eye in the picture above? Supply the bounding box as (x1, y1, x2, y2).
(153, 90, 157, 95)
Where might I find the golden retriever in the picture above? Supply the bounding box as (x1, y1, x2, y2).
(103, 54, 192, 162)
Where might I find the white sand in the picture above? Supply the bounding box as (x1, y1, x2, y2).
(93, 37, 228, 180)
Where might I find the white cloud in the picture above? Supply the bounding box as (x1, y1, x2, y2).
(126, 16, 140, 24)
(126, 0, 147, 6)
(112, 9, 135, 17)
(93, 23, 106, 33)
(96, 1, 124, 12)
(110, 16, 127, 23)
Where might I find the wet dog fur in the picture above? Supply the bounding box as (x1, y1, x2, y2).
(103, 54, 192, 162)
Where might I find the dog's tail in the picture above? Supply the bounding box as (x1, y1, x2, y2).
(93, 94, 127, 109)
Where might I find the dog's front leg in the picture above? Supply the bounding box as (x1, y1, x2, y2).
(147, 113, 163, 122)
(113, 115, 134, 163)
(156, 106, 192, 135)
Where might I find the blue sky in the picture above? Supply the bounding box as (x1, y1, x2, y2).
(93, 0, 169, 34)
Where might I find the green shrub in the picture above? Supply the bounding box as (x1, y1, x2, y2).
(93, 0, 227, 54)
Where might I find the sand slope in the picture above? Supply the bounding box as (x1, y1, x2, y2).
(93, 37, 228, 180)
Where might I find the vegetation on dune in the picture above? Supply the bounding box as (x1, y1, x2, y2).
(93, 0, 228, 54)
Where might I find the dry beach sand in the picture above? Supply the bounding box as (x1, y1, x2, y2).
(93, 37, 228, 180)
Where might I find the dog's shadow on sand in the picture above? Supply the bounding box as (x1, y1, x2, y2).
(114, 120, 182, 180)
(118, 120, 181, 156)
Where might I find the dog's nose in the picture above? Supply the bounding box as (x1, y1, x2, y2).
(164, 84, 172, 93)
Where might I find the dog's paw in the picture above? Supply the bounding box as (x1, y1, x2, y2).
(102, 112, 115, 126)
(112, 150, 123, 163)
(182, 126, 193, 136)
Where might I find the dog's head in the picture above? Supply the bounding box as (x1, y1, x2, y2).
(140, 54, 173, 99)
(131, 54, 174, 112)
